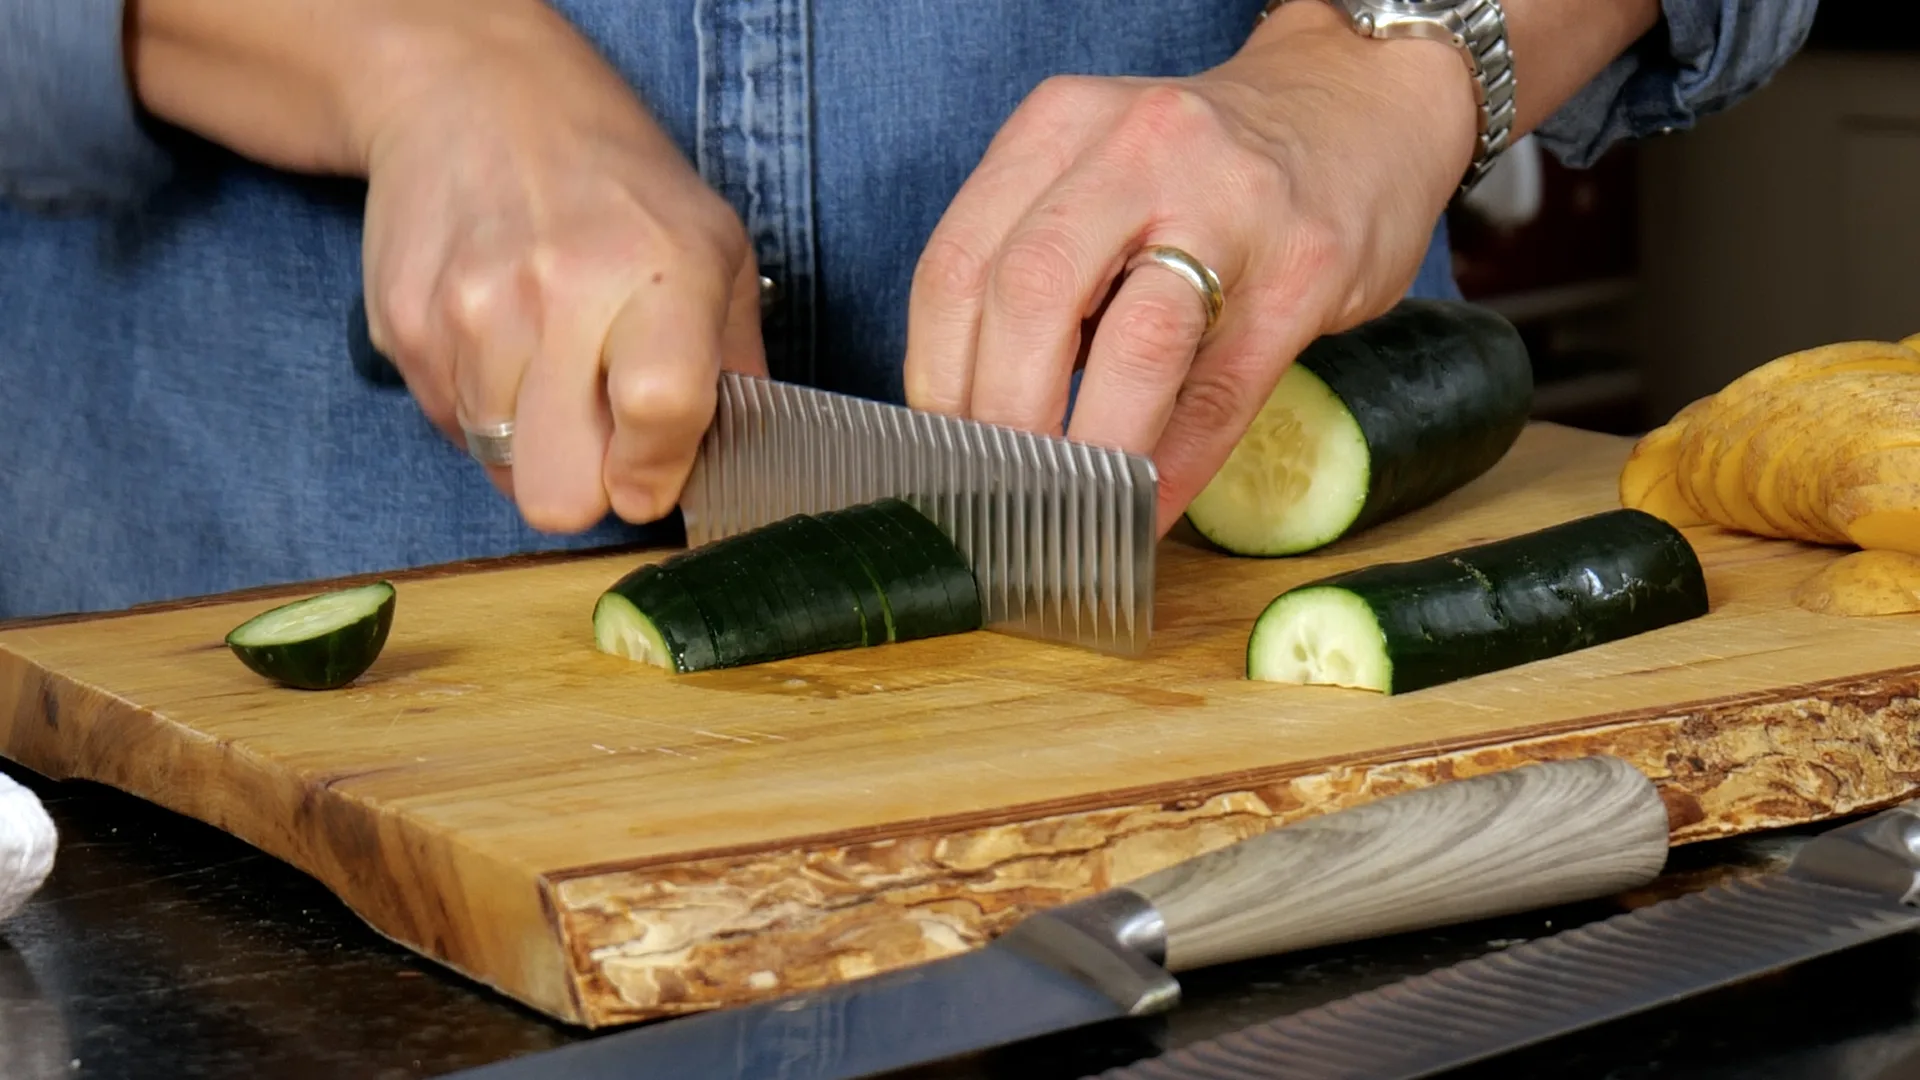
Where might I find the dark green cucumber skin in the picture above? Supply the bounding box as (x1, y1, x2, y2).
(1304, 508, 1708, 694)
(761, 513, 887, 647)
(819, 501, 981, 643)
(225, 586, 396, 691)
(1292, 298, 1534, 539)
(869, 499, 985, 633)
(601, 497, 982, 673)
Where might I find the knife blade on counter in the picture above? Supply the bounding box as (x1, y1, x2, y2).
(1091, 792, 1920, 1080)
(441, 755, 1672, 1080)
(346, 302, 1159, 656)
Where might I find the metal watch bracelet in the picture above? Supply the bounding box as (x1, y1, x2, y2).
(1258, 0, 1516, 197)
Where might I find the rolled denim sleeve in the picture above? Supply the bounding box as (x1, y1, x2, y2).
(1, 0, 173, 212)
(1533, 0, 1818, 168)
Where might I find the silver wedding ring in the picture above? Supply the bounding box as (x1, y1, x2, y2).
(1125, 244, 1225, 335)
(461, 418, 515, 468)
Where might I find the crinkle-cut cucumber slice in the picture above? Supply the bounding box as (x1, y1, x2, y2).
(225, 581, 396, 690)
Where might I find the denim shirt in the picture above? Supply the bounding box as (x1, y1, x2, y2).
(0, 0, 1816, 620)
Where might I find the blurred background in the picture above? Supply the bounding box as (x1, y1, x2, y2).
(1445, 3, 1920, 436)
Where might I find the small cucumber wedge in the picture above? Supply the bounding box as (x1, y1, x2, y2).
(1187, 299, 1534, 556)
(225, 581, 396, 690)
(1247, 509, 1709, 695)
(594, 564, 719, 673)
(593, 499, 984, 673)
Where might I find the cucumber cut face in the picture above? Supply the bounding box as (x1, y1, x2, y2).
(225, 581, 396, 690)
(1185, 364, 1372, 556)
(1245, 586, 1392, 691)
(592, 591, 677, 670)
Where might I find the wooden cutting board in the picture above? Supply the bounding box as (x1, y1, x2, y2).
(3, 423, 1918, 1029)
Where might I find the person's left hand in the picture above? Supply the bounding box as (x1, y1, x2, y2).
(902, 2, 1479, 534)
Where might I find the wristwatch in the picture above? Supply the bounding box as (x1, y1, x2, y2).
(1260, 0, 1516, 196)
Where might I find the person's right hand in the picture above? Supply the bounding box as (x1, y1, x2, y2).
(132, 0, 770, 531)
(174, 3, 733, 534)
(349, 4, 766, 532)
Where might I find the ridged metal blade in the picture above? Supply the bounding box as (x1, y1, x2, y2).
(1091, 874, 1920, 1080)
(678, 372, 1159, 655)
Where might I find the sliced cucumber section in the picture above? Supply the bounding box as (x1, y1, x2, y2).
(1189, 299, 1534, 557)
(593, 498, 984, 673)
(1248, 509, 1710, 694)
(869, 498, 984, 633)
(225, 581, 396, 690)
(818, 500, 980, 642)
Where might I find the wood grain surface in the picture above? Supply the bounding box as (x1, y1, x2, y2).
(2, 423, 1917, 1028)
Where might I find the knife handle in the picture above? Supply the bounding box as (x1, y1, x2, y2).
(1126, 755, 1671, 973)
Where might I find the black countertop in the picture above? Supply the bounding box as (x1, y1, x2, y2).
(4, 758, 1919, 1080)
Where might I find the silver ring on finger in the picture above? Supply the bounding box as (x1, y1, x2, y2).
(1124, 244, 1225, 336)
(460, 417, 515, 468)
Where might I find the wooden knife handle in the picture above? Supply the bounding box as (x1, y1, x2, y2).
(1126, 755, 1670, 973)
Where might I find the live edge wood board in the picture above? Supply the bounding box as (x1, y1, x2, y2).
(3, 423, 1919, 1028)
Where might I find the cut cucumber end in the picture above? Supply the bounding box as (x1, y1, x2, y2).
(224, 581, 396, 691)
(592, 592, 675, 671)
(1246, 586, 1392, 693)
(1185, 364, 1371, 557)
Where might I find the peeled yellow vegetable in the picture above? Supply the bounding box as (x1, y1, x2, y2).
(1792, 549, 1920, 616)
(1616, 335, 1920, 597)
(1617, 399, 1709, 528)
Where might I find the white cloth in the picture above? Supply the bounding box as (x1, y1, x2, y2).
(0, 771, 55, 920)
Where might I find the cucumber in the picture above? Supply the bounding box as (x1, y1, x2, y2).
(225, 581, 397, 690)
(1186, 299, 1534, 556)
(1247, 508, 1710, 695)
(593, 498, 983, 672)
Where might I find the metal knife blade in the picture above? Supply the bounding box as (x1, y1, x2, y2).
(677, 371, 1159, 656)
(441, 756, 1672, 1080)
(1089, 797, 1920, 1080)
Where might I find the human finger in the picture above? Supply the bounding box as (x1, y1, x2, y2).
(720, 257, 770, 378)
(1066, 242, 1226, 456)
(505, 289, 618, 533)
(599, 260, 733, 524)
(363, 255, 464, 446)
(964, 161, 1155, 437)
(434, 257, 542, 496)
(903, 78, 1119, 417)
